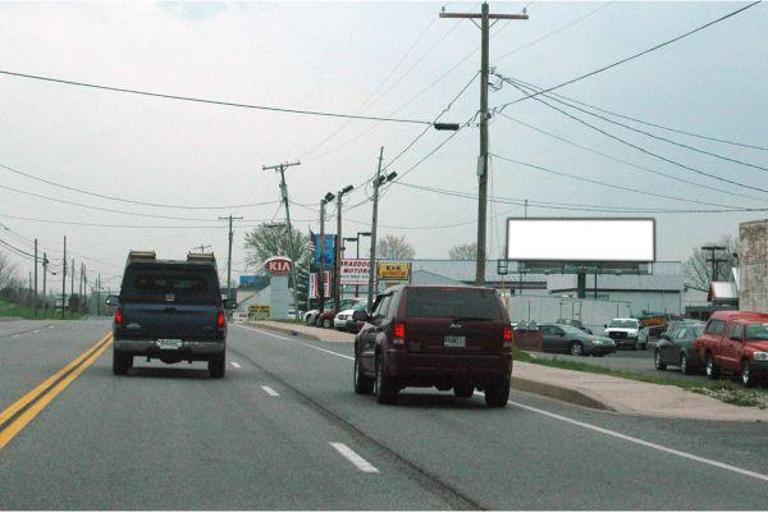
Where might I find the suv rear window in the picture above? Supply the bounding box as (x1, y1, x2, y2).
(405, 288, 502, 320)
(121, 264, 220, 303)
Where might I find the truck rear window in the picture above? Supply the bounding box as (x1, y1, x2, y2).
(405, 288, 502, 320)
(121, 264, 219, 303)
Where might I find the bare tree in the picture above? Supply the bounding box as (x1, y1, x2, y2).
(684, 235, 740, 291)
(449, 242, 477, 260)
(0, 253, 18, 290)
(243, 223, 310, 270)
(376, 235, 415, 260)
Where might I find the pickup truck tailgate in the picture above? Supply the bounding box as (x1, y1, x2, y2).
(119, 303, 218, 340)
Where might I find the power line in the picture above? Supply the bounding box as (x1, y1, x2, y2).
(0, 69, 438, 126)
(500, 76, 768, 172)
(494, 1, 763, 111)
(501, 79, 768, 198)
(0, 212, 242, 229)
(0, 162, 280, 210)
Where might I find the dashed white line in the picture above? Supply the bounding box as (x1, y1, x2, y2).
(261, 385, 280, 397)
(235, 325, 353, 360)
(11, 334, 20, 338)
(330, 442, 379, 473)
(32, 330, 41, 334)
(47, 326, 54, 329)
(230, 362, 242, 369)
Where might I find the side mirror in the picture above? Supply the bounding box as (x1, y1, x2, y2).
(223, 299, 237, 310)
(603, 324, 608, 329)
(105, 295, 119, 306)
(352, 310, 369, 322)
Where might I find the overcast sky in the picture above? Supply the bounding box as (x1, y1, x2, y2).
(0, 1, 766, 290)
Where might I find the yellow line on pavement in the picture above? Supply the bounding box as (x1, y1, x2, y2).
(0, 332, 113, 450)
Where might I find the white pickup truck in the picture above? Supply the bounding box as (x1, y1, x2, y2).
(603, 318, 644, 350)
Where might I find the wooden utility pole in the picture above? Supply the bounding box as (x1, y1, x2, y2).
(61, 236, 66, 319)
(70, 258, 75, 317)
(263, 160, 301, 320)
(42, 252, 48, 319)
(193, 244, 212, 253)
(440, 3, 528, 285)
(219, 215, 244, 306)
(33, 238, 38, 317)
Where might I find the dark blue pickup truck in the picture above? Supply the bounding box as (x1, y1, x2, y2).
(111, 251, 229, 378)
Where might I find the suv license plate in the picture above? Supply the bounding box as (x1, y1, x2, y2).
(157, 339, 182, 350)
(444, 335, 466, 348)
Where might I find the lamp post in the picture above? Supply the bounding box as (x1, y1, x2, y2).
(334, 185, 354, 311)
(343, 232, 371, 298)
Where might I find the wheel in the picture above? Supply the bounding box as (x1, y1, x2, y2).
(640, 343, 647, 351)
(485, 378, 510, 408)
(454, 383, 474, 398)
(741, 360, 757, 388)
(208, 352, 226, 379)
(315, 316, 323, 327)
(654, 350, 667, 371)
(705, 353, 720, 380)
(112, 349, 130, 375)
(323, 318, 333, 329)
(569, 341, 584, 357)
(633, 341, 640, 351)
(375, 357, 398, 404)
(680, 353, 692, 375)
(354, 354, 374, 394)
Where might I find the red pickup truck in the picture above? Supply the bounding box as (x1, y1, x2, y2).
(694, 311, 768, 387)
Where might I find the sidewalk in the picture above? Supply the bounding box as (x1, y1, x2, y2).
(248, 322, 768, 422)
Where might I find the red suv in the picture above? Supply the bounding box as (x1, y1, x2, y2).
(694, 311, 768, 387)
(352, 285, 513, 407)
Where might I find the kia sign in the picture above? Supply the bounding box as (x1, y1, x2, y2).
(340, 259, 371, 285)
(264, 256, 292, 276)
(506, 218, 655, 262)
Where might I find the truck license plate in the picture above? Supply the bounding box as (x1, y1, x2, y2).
(444, 335, 466, 348)
(157, 339, 182, 350)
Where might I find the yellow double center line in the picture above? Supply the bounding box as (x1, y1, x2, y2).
(0, 332, 113, 450)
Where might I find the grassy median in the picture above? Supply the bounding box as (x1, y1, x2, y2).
(513, 349, 768, 409)
(0, 300, 87, 321)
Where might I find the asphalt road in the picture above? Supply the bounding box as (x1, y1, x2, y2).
(2, 319, 768, 509)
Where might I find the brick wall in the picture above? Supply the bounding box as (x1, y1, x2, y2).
(740, 220, 768, 313)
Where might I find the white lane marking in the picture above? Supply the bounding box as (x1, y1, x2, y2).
(12, 334, 20, 338)
(330, 442, 379, 473)
(261, 385, 280, 397)
(230, 362, 242, 369)
(236, 325, 354, 361)
(472, 391, 768, 483)
(32, 330, 41, 334)
(48, 326, 54, 329)
(238, 324, 768, 483)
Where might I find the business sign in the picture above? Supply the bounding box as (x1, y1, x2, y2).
(264, 256, 292, 276)
(239, 275, 257, 287)
(506, 218, 655, 263)
(309, 271, 332, 299)
(378, 262, 411, 281)
(312, 233, 337, 267)
(248, 304, 270, 320)
(340, 259, 371, 285)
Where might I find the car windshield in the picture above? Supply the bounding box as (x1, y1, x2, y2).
(609, 320, 638, 328)
(745, 323, 768, 340)
(405, 288, 502, 320)
(560, 325, 585, 335)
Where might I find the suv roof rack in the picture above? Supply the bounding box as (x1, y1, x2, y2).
(127, 250, 156, 261)
(187, 252, 216, 262)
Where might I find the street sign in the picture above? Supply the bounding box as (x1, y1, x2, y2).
(239, 275, 257, 286)
(378, 262, 411, 281)
(340, 259, 371, 285)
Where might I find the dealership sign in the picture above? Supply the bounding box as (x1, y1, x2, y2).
(340, 259, 371, 285)
(264, 256, 292, 276)
(378, 262, 411, 281)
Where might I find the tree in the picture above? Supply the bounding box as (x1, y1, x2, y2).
(683, 235, 740, 292)
(243, 223, 311, 273)
(376, 235, 415, 260)
(449, 242, 477, 260)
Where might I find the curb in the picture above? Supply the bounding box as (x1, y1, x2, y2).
(246, 322, 323, 342)
(511, 376, 614, 411)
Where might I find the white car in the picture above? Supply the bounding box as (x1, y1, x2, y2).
(333, 309, 355, 330)
(231, 311, 248, 322)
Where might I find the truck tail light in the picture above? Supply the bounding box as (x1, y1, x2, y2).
(114, 308, 123, 327)
(217, 311, 226, 329)
(393, 322, 406, 345)
(503, 325, 513, 348)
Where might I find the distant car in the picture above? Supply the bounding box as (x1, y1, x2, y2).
(305, 299, 334, 326)
(539, 323, 616, 357)
(334, 301, 368, 332)
(604, 318, 644, 350)
(316, 298, 363, 328)
(654, 322, 705, 374)
(353, 285, 513, 407)
(231, 311, 248, 322)
(556, 319, 593, 335)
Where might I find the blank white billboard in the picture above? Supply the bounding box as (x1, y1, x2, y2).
(506, 218, 655, 262)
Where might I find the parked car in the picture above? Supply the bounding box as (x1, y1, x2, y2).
(334, 301, 368, 332)
(556, 319, 593, 335)
(654, 321, 705, 374)
(539, 323, 616, 357)
(305, 299, 334, 326)
(352, 285, 513, 407)
(231, 311, 249, 322)
(111, 251, 230, 378)
(604, 318, 644, 350)
(316, 298, 363, 328)
(694, 311, 768, 387)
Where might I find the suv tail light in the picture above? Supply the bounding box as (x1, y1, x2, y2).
(503, 325, 513, 348)
(217, 311, 226, 329)
(393, 322, 406, 345)
(114, 307, 124, 327)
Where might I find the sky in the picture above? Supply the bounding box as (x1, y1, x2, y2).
(0, 1, 766, 291)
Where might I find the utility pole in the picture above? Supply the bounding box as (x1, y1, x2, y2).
(319, 192, 335, 315)
(219, 215, 244, 306)
(61, 236, 66, 320)
(262, 160, 302, 320)
(367, 147, 398, 311)
(193, 244, 212, 253)
(28, 270, 32, 309)
(334, 184, 354, 311)
(42, 252, 48, 319)
(96, 273, 101, 316)
(33, 238, 38, 317)
(440, 3, 528, 285)
(70, 258, 75, 318)
(701, 245, 728, 284)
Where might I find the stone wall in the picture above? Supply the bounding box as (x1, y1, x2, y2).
(740, 220, 768, 312)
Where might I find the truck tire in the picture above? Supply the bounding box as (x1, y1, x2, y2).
(705, 353, 720, 380)
(654, 350, 667, 371)
(741, 360, 757, 388)
(112, 349, 130, 375)
(209, 352, 226, 379)
(375, 358, 398, 404)
(354, 354, 374, 395)
(485, 378, 510, 408)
